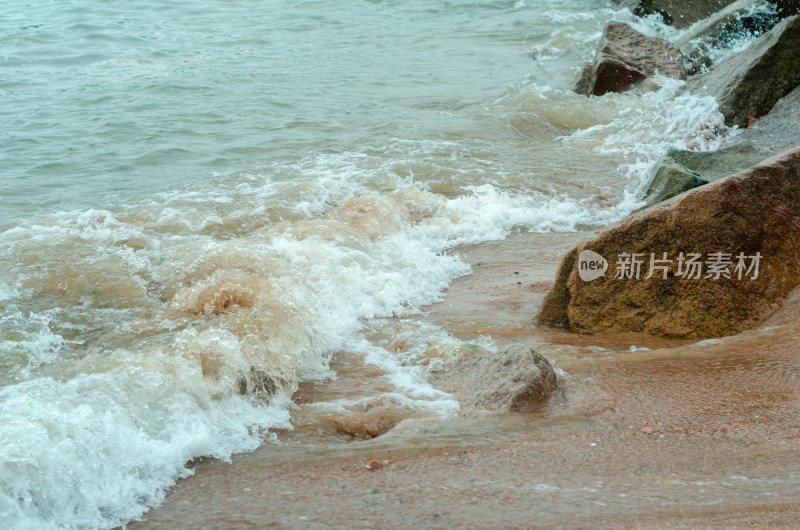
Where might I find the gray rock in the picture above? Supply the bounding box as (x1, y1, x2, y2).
(640, 157, 709, 208)
(431, 347, 558, 414)
(574, 22, 685, 96)
(685, 15, 800, 127)
(729, 84, 800, 152)
(573, 63, 593, 96)
(666, 143, 776, 181)
(641, 85, 800, 207)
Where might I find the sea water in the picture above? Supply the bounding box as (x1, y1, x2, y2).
(0, 0, 767, 527)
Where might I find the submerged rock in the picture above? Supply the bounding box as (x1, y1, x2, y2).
(537, 147, 800, 339)
(431, 347, 557, 413)
(573, 22, 685, 96)
(686, 15, 800, 127)
(640, 144, 773, 208)
(665, 144, 777, 181)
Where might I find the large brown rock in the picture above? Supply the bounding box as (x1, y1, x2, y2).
(430, 347, 557, 414)
(537, 147, 800, 339)
(686, 15, 800, 128)
(574, 22, 685, 96)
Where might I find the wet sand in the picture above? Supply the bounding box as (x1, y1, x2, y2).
(131, 231, 800, 528)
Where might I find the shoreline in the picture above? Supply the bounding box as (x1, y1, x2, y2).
(130, 230, 800, 528)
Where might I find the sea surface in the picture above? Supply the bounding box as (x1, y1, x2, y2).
(0, 0, 771, 527)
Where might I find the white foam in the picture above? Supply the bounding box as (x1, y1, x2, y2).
(0, 369, 291, 529)
(0, 170, 629, 527)
(559, 75, 733, 208)
(680, 1, 778, 66)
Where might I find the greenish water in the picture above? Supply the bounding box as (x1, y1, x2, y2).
(2, 0, 614, 223)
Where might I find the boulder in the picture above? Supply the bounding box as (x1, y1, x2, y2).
(685, 15, 800, 127)
(537, 147, 800, 339)
(731, 84, 800, 152)
(664, 144, 776, 180)
(574, 22, 685, 96)
(572, 63, 593, 96)
(640, 157, 709, 208)
(640, 144, 775, 209)
(431, 347, 557, 413)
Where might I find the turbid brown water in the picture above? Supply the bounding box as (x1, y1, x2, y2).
(129, 230, 800, 528)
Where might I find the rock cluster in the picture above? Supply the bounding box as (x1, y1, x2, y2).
(577, 7, 800, 101)
(641, 79, 800, 209)
(540, 4, 800, 339)
(686, 16, 800, 128)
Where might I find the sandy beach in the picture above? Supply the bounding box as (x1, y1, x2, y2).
(130, 232, 800, 528)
